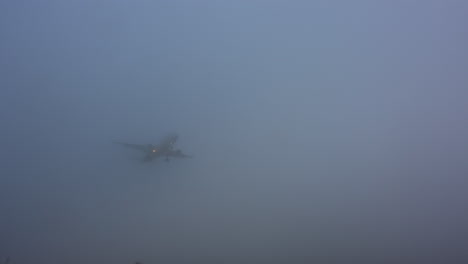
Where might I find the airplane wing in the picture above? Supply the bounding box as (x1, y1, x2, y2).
(168, 149, 192, 158)
(113, 141, 148, 151)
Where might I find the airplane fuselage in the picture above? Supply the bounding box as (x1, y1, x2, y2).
(143, 134, 178, 161)
(115, 133, 189, 162)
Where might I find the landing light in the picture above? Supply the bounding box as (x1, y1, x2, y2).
(152, 149, 157, 153)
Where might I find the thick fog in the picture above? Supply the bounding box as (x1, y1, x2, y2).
(1, 1, 468, 263)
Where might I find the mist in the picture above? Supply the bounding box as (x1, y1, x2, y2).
(1, 1, 468, 263)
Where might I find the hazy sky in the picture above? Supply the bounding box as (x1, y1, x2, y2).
(1, 1, 468, 263)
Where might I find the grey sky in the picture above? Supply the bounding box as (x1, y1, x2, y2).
(1, 1, 468, 263)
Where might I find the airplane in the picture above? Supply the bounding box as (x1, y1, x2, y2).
(114, 133, 192, 162)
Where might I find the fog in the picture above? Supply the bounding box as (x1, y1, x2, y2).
(1, 1, 468, 263)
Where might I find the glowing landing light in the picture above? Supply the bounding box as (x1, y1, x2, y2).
(152, 149, 157, 153)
